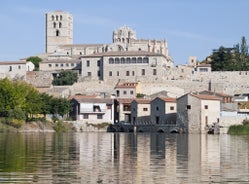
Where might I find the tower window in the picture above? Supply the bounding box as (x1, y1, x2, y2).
(56, 30, 60, 36)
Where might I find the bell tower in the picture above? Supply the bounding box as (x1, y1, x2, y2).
(45, 10, 73, 53)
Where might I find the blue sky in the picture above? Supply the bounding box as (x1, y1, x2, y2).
(1, 1, 249, 65)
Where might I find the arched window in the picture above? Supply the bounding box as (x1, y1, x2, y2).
(56, 30, 60, 36)
(60, 15, 62, 20)
(121, 58, 125, 64)
(51, 15, 54, 21)
(132, 57, 136, 63)
(115, 58, 120, 64)
(56, 15, 58, 21)
(143, 57, 149, 63)
(137, 57, 142, 63)
(109, 58, 114, 64)
(126, 58, 131, 63)
(59, 22, 62, 28)
(53, 22, 56, 28)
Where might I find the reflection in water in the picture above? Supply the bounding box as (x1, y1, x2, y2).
(0, 132, 249, 183)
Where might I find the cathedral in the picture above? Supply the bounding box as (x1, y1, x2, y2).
(40, 10, 174, 82)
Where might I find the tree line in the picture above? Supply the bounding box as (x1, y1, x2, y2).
(0, 78, 71, 126)
(209, 36, 249, 71)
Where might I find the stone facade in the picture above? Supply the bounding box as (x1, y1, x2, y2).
(131, 99, 151, 124)
(45, 10, 73, 53)
(150, 97, 176, 124)
(177, 93, 221, 133)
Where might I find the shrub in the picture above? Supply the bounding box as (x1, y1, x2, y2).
(228, 124, 249, 135)
(54, 120, 68, 132)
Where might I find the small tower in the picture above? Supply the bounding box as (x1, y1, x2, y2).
(45, 10, 73, 53)
(113, 25, 136, 44)
(188, 56, 197, 66)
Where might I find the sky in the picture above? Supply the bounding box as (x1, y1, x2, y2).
(1, 1, 249, 65)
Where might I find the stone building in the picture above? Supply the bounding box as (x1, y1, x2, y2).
(41, 11, 174, 83)
(150, 97, 177, 124)
(177, 93, 221, 133)
(131, 99, 151, 124)
(114, 81, 141, 98)
(45, 10, 73, 53)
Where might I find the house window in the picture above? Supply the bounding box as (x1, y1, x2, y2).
(83, 114, 89, 119)
(130, 91, 134, 95)
(18, 65, 21, 69)
(170, 106, 174, 110)
(117, 71, 119, 76)
(204, 105, 208, 109)
(97, 114, 103, 119)
(109, 71, 112, 76)
(60, 63, 64, 67)
(55, 64, 59, 67)
(153, 69, 157, 75)
(97, 70, 100, 77)
(97, 60, 101, 66)
(142, 69, 145, 76)
(56, 30, 60, 36)
(49, 64, 52, 67)
(187, 105, 191, 110)
(66, 63, 69, 67)
(9, 66, 12, 71)
(143, 108, 148, 111)
(71, 63, 74, 67)
(132, 71, 135, 76)
(123, 105, 131, 111)
(87, 60, 90, 67)
(123, 91, 127, 95)
(87, 72, 91, 76)
(156, 106, 159, 111)
(93, 105, 101, 112)
(126, 71, 130, 76)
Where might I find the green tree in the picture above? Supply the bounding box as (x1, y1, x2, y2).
(0, 78, 19, 117)
(234, 36, 249, 70)
(50, 98, 71, 119)
(52, 70, 78, 86)
(210, 36, 249, 71)
(26, 56, 42, 71)
(40, 93, 53, 118)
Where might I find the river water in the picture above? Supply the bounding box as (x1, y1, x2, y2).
(0, 132, 249, 184)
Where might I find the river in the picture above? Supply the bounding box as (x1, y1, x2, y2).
(0, 132, 248, 184)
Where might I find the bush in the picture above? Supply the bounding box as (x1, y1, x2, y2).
(228, 124, 249, 135)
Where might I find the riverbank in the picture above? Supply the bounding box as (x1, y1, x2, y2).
(0, 121, 76, 133)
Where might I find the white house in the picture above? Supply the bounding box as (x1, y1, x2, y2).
(70, 95, 114, 124)
(0, 61, 34, 80)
